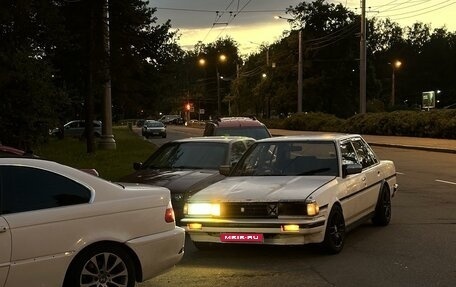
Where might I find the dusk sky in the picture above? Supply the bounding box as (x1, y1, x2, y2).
(149, 0, 456, 55)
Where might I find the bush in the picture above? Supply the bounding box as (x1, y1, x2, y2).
(269, 110, 456, 139)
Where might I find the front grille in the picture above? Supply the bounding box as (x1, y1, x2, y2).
(220, 202, 278, 218)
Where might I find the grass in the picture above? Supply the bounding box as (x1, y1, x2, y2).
(34, 126, 156, 181)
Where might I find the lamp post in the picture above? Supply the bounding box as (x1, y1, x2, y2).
(274, 15, 302, 113)
(199, 54, 226, 115)
(391, 60, 402, 106)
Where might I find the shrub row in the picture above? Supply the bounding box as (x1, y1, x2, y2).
(262, 110, 456, 139)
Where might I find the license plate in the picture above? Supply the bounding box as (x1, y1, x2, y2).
(220, 233, 264, 243)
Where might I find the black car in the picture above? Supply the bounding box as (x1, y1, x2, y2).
(120, 136, 255, 224)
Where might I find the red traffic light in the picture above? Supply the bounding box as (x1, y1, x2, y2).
(185, 103, 191, 111)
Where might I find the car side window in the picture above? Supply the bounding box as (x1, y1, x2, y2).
(352, 139, 378, 168)
(340, 141, 359, 165)
(230, 141, 247, 165)
(0, 166, 91, 214)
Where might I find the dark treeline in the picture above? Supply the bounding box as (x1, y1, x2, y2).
(1, 0, 455, 148)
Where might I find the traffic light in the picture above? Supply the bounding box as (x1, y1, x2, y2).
(185, 103, 191, 111)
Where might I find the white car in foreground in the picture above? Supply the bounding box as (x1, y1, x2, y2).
(0, 158, 185, 287)
(182, 134, 398, 254)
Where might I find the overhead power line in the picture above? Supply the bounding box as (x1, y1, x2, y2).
(156, 7, 285, 13)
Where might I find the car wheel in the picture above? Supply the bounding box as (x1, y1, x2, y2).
(64, 245, 136, 287)
(372, 186, 391, 226)
(322, 204, 345, 254)
(162, 134, 166, 138)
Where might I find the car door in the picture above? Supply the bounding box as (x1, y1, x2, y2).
(350, 138, 382, 215)
(339, 139, 366, 224)
(0, 216, 12, 287)
(0, 165, 92, 286)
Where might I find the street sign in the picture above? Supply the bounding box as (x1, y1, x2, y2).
(199, 109, 205, 114)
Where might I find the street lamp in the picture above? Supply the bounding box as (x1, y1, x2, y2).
(199, 54, 226, 115)
(391, 60, 402, 106)
(275, 15, 302, 113)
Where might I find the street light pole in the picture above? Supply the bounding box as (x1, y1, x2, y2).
(216, 66, 221, 115)
(391, 60, 402, 106)
(359, 0, 367, 114)
(298, 29, 303, 113)
(199, 55, 226, 116)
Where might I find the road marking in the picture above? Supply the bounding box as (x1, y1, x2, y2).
(435, 179, 456, 185)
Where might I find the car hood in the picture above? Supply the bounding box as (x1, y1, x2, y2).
(120, 169, 225, 194)
(189, 176, 335, 202)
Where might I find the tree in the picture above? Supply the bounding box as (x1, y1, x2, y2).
(0, 0, 68, 149)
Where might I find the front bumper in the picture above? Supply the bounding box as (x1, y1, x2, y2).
(181, 216, 326, 245)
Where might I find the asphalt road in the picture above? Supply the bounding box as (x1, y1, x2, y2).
(137, 126, 456, 287)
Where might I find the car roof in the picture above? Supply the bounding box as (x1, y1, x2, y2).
(210, 117, 265, 128)
(172, 136, 255, 143)
(256, 133, 362, 142)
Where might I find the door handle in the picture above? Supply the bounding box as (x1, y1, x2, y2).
(0, 226, 7, 233)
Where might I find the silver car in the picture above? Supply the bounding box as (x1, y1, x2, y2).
(182, 134, 398, 254)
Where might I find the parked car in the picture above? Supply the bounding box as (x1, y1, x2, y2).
(203, 116, 272, 139)
(120, 136, 255, 224)
(0, 144, 36, 158)
(50, 120, 102, 138)
(0, 157, 185, 287)
(142, 120, 166, 138)
(158, 115, 184, 125)
(182, 134, 398, 253)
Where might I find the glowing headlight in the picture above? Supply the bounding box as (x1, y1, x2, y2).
(187, 203, 220, 216)
(306, 200, 320, 216)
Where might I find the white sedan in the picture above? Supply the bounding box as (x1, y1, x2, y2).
(182, 134, 398, 254)
(0, 157, 185, 287)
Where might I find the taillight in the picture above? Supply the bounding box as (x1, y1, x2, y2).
(165, 200, 175, 223)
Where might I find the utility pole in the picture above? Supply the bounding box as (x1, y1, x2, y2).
(298, 30, 303, 113)
(359, 0, 367, 114)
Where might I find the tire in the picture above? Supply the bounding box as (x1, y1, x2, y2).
(322, 204, 346, 254)
(64, 245, 136, 287)
(162, 134, 166, 138)
(372, 186, 391, 226)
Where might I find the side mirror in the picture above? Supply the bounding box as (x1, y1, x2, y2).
(342, 163, 362, 177)
(219, 165, 231, 176)
(133, 162, 143, 171)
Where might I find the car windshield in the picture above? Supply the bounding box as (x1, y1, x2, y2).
(145, 121, 163, 127)
(141, 142, 228, 170)
(214, 127, 270, 140)
(231, 141, 339, 176)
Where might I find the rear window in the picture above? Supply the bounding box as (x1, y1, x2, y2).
(214, 127, 271, 140)
(142, 142, 229, 170)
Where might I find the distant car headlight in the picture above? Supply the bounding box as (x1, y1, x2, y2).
(306, 200, 320, 216)
(185, 203, 220, 216)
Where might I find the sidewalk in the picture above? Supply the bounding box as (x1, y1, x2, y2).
(269, 129, 456, 154)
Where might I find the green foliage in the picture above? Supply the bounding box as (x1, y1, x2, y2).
(34, 126, 156, 181)
(283, 112, 345, 132)
(279, 110, 456, 139)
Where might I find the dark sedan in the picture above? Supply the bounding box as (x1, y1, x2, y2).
(120, 136, 255, 224)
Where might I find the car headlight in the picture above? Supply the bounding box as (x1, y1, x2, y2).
(185, 203, 220, 216)
(306, 200, 320, 216)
